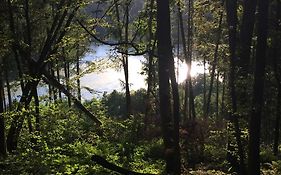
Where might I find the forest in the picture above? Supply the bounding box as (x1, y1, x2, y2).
(0, 0, 280, 174)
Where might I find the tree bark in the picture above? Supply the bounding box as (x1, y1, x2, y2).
(239, 0, 258, 73)
(225, 0, 246, 174)
(0, 69, 7, 158)
(248, 0, 269, 174)
(272, 0, 281, 157)
(156, 0, 181, 174)
(273, 84, 281, 156)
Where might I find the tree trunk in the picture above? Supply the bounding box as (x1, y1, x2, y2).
(225, 0, 246, 174)
(203, 56, 206, 117)
(273, 84, 281, 156)
(216, 71, 219, 119)
(63, 49, 71, 107)
(178, 2, 195, 120)
(56, 60, 62, 100)
(123, 1, 131, 117)
(6, 2, 78, 151)
(221, 72, 226, 115)
(144, 0, 155, 130)
(0, 69, 7, 158)
(272, 0, 281, 157)
(76, 47, 81, 101)
(206, 12, 223, 117)
(4, 58, 12, 111)
(7, 0, 25, 92)
(114, 0, 131, 118)
(239, 0, 258, 74)
(156, 0, 181, 174)
(48, 64, 53, 102)
(32, 86, 40, 132)
(248, 0, 269, 174)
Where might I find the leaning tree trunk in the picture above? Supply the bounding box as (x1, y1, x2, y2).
(248, 0, 269, 174)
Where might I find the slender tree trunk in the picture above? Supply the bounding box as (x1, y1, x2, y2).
(216, 71, 219, 119)
(272, 0, 281, 157)
(203, 57, 206, 117)
(178, 2, 195, 120)
(56, 59, 62, 100)
(206, 12, 223, 117)
(124, 1, 131, 117)
(144, 0, 155, 129)
(273, 84, 281, 156)
(187, 0, 196, 120)
(32, 86, 40, 132)
(3, 88, 6, 112)
(225, 0, 246, 174)
(50, 62, 57, 101)
(48, 64, 53, 102)
(63, 49, 71, 107)
(156, 0, 180, 174)
(0, 69, 7, 158)
(76, 47, 81, 101)
(4, 58, 12, 111)
(114, 0, 131, 117)
(221, 72, 226, 115)
(248, 0, 269, 174)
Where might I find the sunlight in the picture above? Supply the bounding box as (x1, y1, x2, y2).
(175, 58, 206, 83)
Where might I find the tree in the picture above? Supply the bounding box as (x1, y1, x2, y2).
(156, 0, 180, 174)
(248, 0, 269, 174)
(0, 61, 7, 158)
(225, 0, 246, 173)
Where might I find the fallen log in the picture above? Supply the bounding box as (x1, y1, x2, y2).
(91, 155, 157, 175)
(42, 70, 102, 125)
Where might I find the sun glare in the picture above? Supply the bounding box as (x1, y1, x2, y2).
(175, 58, 205, 83)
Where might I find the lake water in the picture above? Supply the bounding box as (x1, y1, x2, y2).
(80, 45, 146, 100)
(79, 45, 206, 100)
(8, 45, 206, 101)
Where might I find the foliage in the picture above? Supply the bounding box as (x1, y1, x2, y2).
(0, 100, 164, 174)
